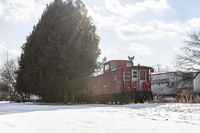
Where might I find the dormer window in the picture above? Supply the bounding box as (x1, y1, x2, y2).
(104, 64, 109, 71)
(110, 62, 117, 71)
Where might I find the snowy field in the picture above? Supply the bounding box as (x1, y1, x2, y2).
(0, 102, 200, 133)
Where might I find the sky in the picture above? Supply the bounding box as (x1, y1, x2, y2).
(0, 0, 200, 69)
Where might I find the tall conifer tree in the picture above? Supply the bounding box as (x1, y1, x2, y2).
(16, 0, 100, 102)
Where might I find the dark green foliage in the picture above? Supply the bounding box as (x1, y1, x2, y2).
(16, 0, 100, 102)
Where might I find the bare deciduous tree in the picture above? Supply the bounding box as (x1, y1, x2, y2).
(152, 64, 171, 74)
(0, 59, 18, 101)
(176, 32, 200, 103)
(177, 32, 200, 72)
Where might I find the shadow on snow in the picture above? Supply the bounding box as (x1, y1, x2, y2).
(0, 102, 164, 115)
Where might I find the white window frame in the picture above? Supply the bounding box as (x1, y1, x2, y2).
(132, 70, 138, 80)
(123, 71, 130, 81)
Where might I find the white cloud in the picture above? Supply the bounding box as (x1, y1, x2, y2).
(123, 43, 153, 55)
(0, 41, 20, 56)
(87, 0, 171, 28)
(115, 19, 200, 43)
(0, 2, 4, 17)
(105, 0, 170, 18)
(173, 43, 183, 56)
(87, 1, 176, 43)
(116, 21, 180, 42)
(99, 43, 122, 59)
(83, 1, 200, 65)
(186, 18, 200, 29)
(4, 0, 49, 23)
(86, 6, 117, 28)
(1, 0, 199, 67)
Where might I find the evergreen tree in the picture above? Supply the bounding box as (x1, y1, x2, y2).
(16, 0, 100, 102)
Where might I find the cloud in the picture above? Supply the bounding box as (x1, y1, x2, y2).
(123, 43, 153, 55)
(4, 0, 50, 23)
(173, 43, 183, 56)
(87, 0, 174, 41)
(105, 0, 170, 18)
(75, 1, 200, 63)
(0, 41, 20, 56)
(114, 18, 200, 57)
(115, 20, 184, 42)
(115, 18, 200, 43)
(86, 6, 117, 28)
(186, 18, 200, 29)
(0, 2, 4, 17)
(99, 43, 122, 59)
(87, 0, 171, 28)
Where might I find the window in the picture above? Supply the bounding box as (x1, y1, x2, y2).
(110, 62, 117, 71)
(140, 70, 146, 80)
(133, 71, 138, 78)
(126, 62, 132, 67)
(123, 71, 130, 81)
(104, 64, 109, 71)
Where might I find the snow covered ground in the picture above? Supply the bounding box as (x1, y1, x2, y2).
(0, 102, 200, 133)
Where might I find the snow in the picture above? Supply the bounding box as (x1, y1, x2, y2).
(0, 101, 10, 104)
(0, 103, 200, 133)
